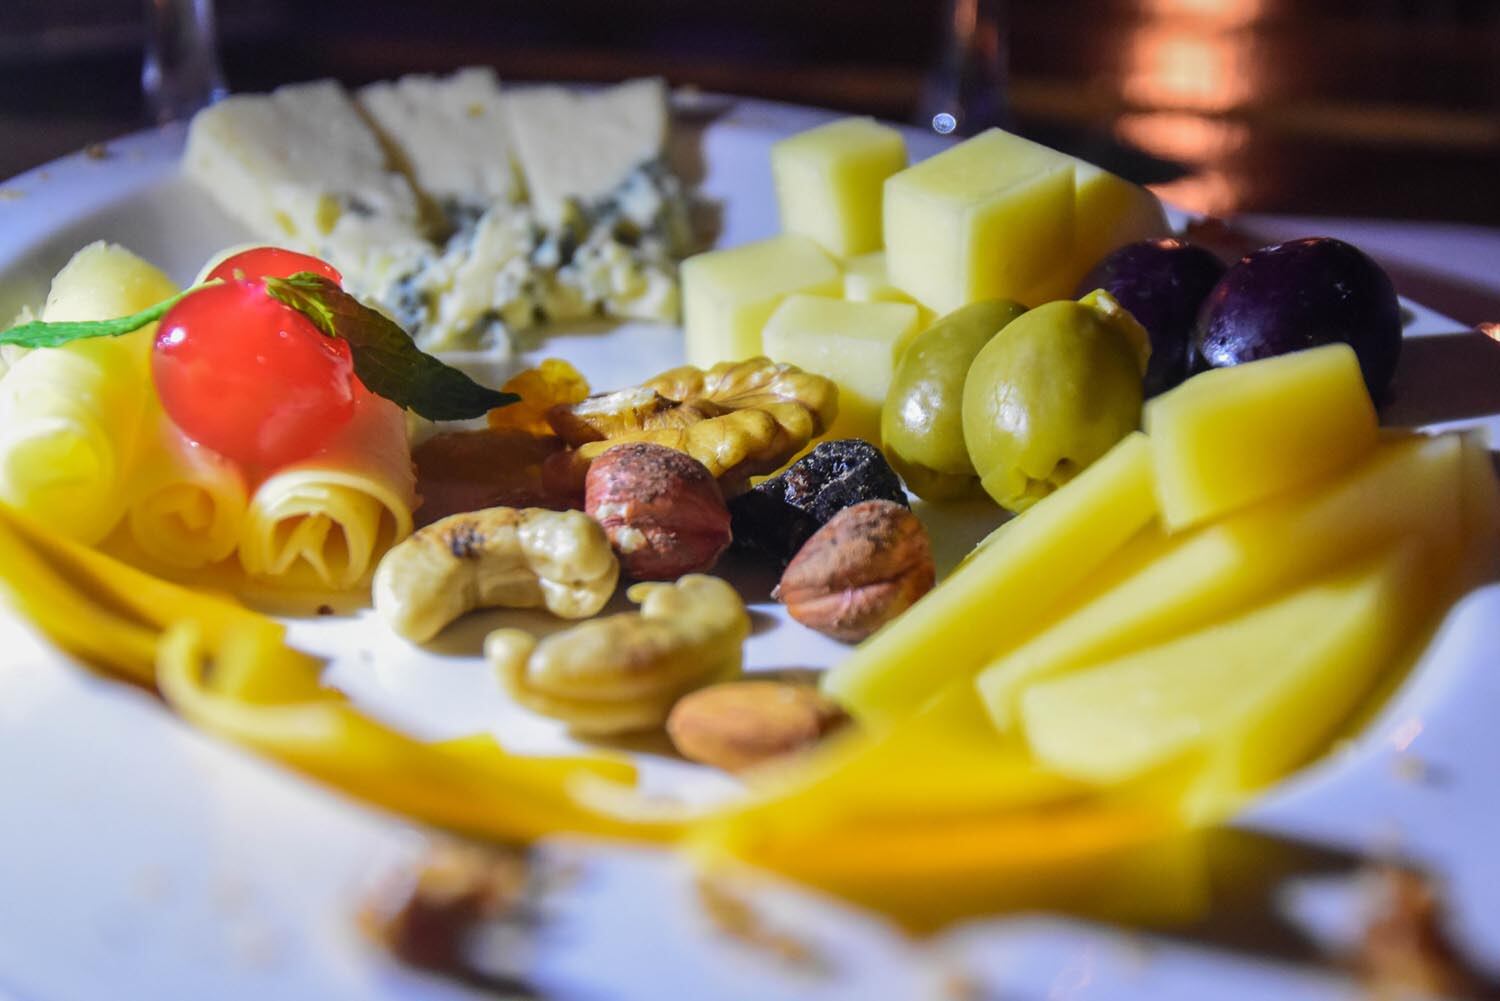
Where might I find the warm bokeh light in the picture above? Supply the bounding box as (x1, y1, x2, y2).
(1115, 111, 1250, 163)
(1140, 0, 1266, 29)
(1122, 27, 1257, 112)
(1149, 171, 1245, 216)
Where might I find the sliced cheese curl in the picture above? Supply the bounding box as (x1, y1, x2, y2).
(239, 385, 417, 590)
(127, 399, 249, 568)
(0, 243, 177, 544)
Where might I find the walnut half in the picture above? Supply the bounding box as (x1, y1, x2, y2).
(542, 358, 840, 496)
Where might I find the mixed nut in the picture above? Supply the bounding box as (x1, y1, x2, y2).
(774, 500, 934, 643)
(489, 575, 750, 736)
(585, 442, 732, 580)
(666, 678, 847, 772)
(376, 357, 940, 755)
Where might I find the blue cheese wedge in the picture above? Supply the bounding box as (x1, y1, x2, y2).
(356, 67, 521, 221)
(184, 74, 694, 353)
(504, 78, 669, 226)
(183, 80, 425, 251)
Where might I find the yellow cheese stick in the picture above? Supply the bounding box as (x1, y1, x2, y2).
(0, 243, 177, 543)
(127, 400, 249, 568)
(239, 386, 417, 589)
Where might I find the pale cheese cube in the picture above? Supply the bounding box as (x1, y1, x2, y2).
(505, 78, 668, 226)
(772, 117, 906, 258)
(1070, 163, 1170, 294)
(682, 235, 841, 367)
(357, 67, 520, 210)
(184, 80, 425, 247)
(843, 251, 911, 304)
(884, 128, 1075, 315)
(761, 294, 922, 442)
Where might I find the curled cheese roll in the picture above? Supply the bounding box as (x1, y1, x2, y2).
(239, 387, 417, 589)
(0, 243, 176, 543)
(127, 403, 249, 568)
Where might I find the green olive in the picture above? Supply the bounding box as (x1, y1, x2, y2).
(961, 295, 1145, 512)
(881, 299, 1028, 500)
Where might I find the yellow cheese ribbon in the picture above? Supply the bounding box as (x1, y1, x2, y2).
(0, 496, 1215, 930)
(127, 400, 249, 568)
(238, 386, 417, 589)
(0, 243, 177, 544)
(0, 501, 677, 845)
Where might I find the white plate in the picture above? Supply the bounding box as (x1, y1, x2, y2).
(1, 97, 1498, 1001)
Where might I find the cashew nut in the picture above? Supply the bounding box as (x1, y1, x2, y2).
(373, 507, 619, 643)
(487, 575, 750, 735)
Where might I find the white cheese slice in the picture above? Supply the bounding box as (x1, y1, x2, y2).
(504, 77, 668, 225)
(184, 79, 425, 249)
(356, 67, 520, 213)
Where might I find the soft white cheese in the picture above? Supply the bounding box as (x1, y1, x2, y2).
(504, 78, 669, 226)
(183, 80, 425, 252)
(356, 67, 521, 217)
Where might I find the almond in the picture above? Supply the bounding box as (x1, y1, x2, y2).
(667, 680, 846, 772)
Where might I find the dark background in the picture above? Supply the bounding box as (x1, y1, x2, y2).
(3, 0, 1499, 223)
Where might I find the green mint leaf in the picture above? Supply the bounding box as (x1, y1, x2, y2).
(264, 273, 519, 421)
(0, 286, 203, 349)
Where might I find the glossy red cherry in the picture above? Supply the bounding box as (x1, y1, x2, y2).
(206, 247, 343, 285)
(152, 280, 356, 470)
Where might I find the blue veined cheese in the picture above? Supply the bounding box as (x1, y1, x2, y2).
(184, 80, 426, 252)
(372, 209, 535, 353)
(356, 67, 522, 220)
(184, 74, 695, 353)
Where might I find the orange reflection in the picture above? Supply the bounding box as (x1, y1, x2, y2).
(1122, 27, 1257, 112)
(1149, 171, 1245, 216)
(1140, 0, 1265, 28)
(1115, 111, 1250, 163)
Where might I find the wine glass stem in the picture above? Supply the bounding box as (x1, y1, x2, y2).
(142, 0, 227, 124)
(921, 0, 1009, 137)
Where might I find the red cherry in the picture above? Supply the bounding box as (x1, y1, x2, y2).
(152, 281, 356, 470)
(206, 247, 343, 285)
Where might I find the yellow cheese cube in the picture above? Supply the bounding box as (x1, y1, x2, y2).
(843, 252, 932, 357)
(884, 128, 1075, 314)
(1020, 540, 1429, 817)
(843, 251, 912, 304)
(1146, 344, 1379, 532)
(822, 432, 1157, 728)
(681, 235, 841, 368)
(760, 294, 922, 442)
(1070, 163, 1170, 291)
(772, 117, 907, 258)
(976, 434, 1464, 729)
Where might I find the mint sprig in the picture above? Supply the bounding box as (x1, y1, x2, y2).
(263, 273, 518, 421)
(0, 273, 518, 422)
(0, 285, 209, 349)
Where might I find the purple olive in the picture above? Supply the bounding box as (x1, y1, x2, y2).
(1192, 237, 1402, 401)
(1077, 238, 1226, 397)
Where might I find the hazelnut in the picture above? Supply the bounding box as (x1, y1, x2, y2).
(667, 679, 847, 771)
(585, 442, 732, 580)
(772, 499, 934, 642)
